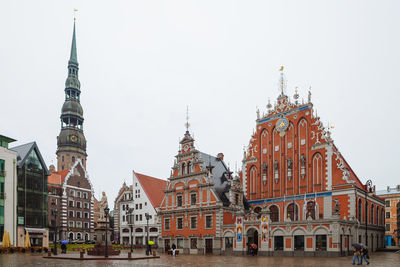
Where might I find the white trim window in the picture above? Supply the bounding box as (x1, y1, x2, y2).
(68, 221, 74, 227)
(177, 217, 183, 230)
(164, 218, 170, 231)
(190, 216, 197, 230)
(205, 214, 213, 229)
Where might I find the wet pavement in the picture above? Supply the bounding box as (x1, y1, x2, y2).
(0, 250, 399, 267)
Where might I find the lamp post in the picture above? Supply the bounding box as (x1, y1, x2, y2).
(128, 208, 134, 253)
(51, 201, 58, 255)
(365, 180, 372, 247)
(145, 213, 152, 255)
(104, 207, 110, 258)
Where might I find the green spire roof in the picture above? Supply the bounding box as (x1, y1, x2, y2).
(69, 21, 78, 64)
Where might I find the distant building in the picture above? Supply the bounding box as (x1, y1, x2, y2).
(11, 142, 49, 247)
(0, 135, 18, 246)
(376, 186, 400, 246)
(113, 182, 132, 244)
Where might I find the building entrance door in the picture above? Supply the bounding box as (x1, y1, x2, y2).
(205, 238, 213, 254)
(164, 239, 170, 253)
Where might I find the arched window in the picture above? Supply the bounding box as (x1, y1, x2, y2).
(187, 161, 192, 174)
(69, 232, 74, 240)
(358, 199, 362, 222)
(135, 228, 143, 233)
(376, 206, 379, 226)
(365, 202, 369, 223)
(249, 166, 257, 197)
(270, 205, 279, 222)
(181, 163, 186, 175)
(62, 156, 64, 162)
(77, 233, 82, 240)
(287, 203, 298, 221)
(312, 153, 323, 185)
(381, 209, 384, 225)
(371, 204, 374, 224)
(306, 201, 316, 220)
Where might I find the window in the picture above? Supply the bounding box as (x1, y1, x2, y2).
(68, 221, 74, 227)
(140, 203, 142, 209)
(76, 221, 82, 228)
(77, 191, 81, 198)
(385, 200, 390, 207)
(164, 218, 170, 230)
(77, 202, 81, 208)
(122, 205, 125, 211)
(274, 236, 283, 250)
(69, 211, 74, 217)
(358, 199, 362, 222)
(386, 212, 391, 219)
(294, 235, 304, 251)
(371, 204, 374, 224)
(315, 235, 327, 251)
(270, 205, 279, 222)
(84, 222, 89, 229)
(191, 193, 197, 205)
(177, 217, 183, 230)
(62, 156, 64, 162)
(287, 203, 298, 221)
(181, 163, 186, 175)
(386, 224, 390, 231)
(140, 214, 142, 221)
(205, 215, 212, 228)
(190, 238, 197, 249)
(76, 211, 81, 218)
(70, 190, 74, 197)
(177, 238, 184, 249)
(177, 195, 183, 207)
(145, 202, 147, 206)
(83, 192, 87, 199)
(122, 215, 125, 222)
(187, 161, 192, 174)
(84, 202, 89, 209)
(84, 212, 89, 219)
(135, 215, 138, 221)
(306, 201, 316, 220)
(225, 237, 233, 249)
(190, 216, 197, 229)
(135, 204, 138, 209)
(72, 156, 75, 163)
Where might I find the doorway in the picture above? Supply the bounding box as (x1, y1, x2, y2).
(205, 238, 213, 254)
(164, 239, 170, 252)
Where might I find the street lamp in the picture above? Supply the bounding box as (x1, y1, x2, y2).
(127, 208, 134, 253)
(51, 201, 58, 255)
(145, 213, 152, 255)
(104, 207, 110, 258)
(365, 179, 372, 247)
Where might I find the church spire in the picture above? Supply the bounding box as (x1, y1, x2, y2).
(69, 21, 78, 67)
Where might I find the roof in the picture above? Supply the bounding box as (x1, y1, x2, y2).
(48, 170, 69, 185)
(376, 186, 400, 196)
(200, 152, 228, 180)
(11, 141, 49, 175)
(0, 134, 16, 144)
(134, 171, 167, 208)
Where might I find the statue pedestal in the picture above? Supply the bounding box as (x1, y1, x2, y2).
(87, 220, 120, 256)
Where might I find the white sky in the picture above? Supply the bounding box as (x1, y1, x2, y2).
(1, 1, 399, 206)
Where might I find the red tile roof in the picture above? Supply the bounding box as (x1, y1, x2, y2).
(48, 170, 69, 185)
(134, 171, 167, 208)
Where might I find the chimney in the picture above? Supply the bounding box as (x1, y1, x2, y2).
(217, 153, 224, 161)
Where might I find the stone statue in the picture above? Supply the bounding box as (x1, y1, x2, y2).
(99, 191, 109, 221)
(333, 198, 340, 214)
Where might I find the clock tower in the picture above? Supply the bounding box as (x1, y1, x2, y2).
(56, 21, 87, 171)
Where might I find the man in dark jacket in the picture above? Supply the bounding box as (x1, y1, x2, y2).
(171, 243, 177, 256)
(360, 244, 370, 265)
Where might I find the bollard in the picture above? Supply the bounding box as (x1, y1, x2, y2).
(128, 252, 132, 258)
(152, 250, 156, 257)
(80, 251, 84, 259)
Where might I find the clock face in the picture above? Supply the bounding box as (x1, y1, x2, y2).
(276, 117, 289, 134)
(70, 135, 78, 142)
(183, 144, 190, 152)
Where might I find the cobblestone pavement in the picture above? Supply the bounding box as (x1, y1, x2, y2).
(0, 250, 399, 267)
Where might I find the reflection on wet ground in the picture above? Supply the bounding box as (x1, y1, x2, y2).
(0, 250, 399, 267)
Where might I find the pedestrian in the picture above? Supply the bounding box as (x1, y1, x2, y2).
(251, 243, 258, 256)
(171, 243, 177, 256)
(61, 243, 67, 254)
(351, 244, 361, 265)
(360, 244, 370, 265)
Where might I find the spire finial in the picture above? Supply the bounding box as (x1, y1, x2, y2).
(185, 106, 190, 132)
(278, 66, 286, 96)
(73, 8, 78, 21)
(69, 16, 78, 64)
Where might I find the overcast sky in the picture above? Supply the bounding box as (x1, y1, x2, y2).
(1, 1, 399, 206)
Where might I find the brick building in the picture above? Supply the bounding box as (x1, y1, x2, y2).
(240, 71, 385, 256)
(158, 130, 247, 254)
(376, 185, 400, 246)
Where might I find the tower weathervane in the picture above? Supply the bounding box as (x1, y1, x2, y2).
(185, 106, 190, 132)
(278, 66, 286, 96)
(73, 8, 78, 21)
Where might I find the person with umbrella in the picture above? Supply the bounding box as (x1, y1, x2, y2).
(360, 244, 370, 265)
(351, 243, 361, 265)
(61, 240, 68, 254)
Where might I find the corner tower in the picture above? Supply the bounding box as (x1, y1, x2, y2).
(56, 21, 87, 171)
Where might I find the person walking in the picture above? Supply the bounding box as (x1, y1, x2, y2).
(360, 244, 370, 265)
(351, 243, 361, 265)
(171, 243, 177, 256)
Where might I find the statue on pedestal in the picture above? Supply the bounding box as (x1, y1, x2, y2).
(99, 191, 108, 221)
